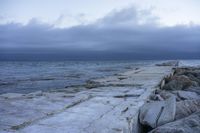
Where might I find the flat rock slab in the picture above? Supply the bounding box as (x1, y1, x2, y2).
(0, 66, 173, 133)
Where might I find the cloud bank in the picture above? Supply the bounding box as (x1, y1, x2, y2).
(0, 7, 200, 60)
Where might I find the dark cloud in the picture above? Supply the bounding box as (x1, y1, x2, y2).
(0, 7, 200, 60)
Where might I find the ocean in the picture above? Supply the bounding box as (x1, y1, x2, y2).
(0, 60, 199, 94)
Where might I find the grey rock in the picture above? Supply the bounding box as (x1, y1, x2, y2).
(175, 67, 200, 85)
(175, 67, 200, 75)
(150, 111, 200, 133)
(84, 80, 101, 89)
(156, 61, 179, 66)
(150, 94, 164, 101)
(178, 68, 200, 76)
(0, 93, 24, 99)
(157, 96, 176, 126)
(185, 87, 200, 95)
(158, 90, 179, 100)
(177, 90, 200, 100)
(186, 73, 200, 85)
(139, 96, 176, 128)
(140, 101, 165, 128)
(175, 99, 200, 120)
(163, 75, 198, 90)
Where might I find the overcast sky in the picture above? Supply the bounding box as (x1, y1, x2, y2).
(0, 0, 200, 60)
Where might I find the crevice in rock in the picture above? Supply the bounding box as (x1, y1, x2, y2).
(65, 82, 142, 89)
(140, 124, 153, 133)
(83, 99, 126, 132)
(113, 94, 140, 98)
(155, 106, 164, 127)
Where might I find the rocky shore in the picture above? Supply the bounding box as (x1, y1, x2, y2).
(139, 63, 200, 133)
(0, 62, 174, 133)
(0, 61, 199, 133)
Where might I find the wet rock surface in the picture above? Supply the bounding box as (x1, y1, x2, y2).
(139, 67, 200, 133)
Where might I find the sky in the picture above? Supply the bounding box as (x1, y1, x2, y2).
(0, 0, 200, 60)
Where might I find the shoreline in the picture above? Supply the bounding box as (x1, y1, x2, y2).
(0, 61, 199, 133)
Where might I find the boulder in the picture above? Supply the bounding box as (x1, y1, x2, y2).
(139, 96, 176, 128)
(175, 99, 200, 120)
(156, 96, 176, 126)
(139, 101, 165, 128)
(177, 90, 200, 100)
(150, 94, 164, 101)
(84, 80, 101, 89)
(158, 90, 180, 101)
(175, 68, 200, 84)
(163, 75, 198, 90)
(174, 67, 188, 75)
(186, 73, 200, 85)
(150, 111, 200, 133)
